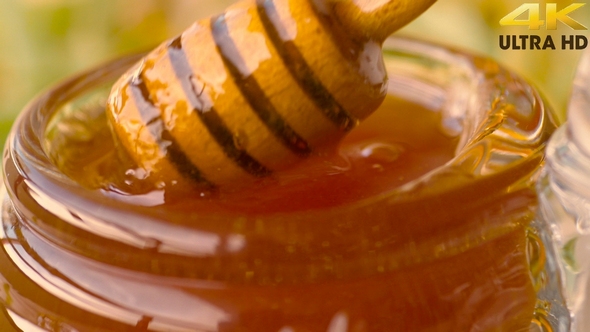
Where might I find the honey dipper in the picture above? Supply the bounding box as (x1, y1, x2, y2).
(106, 0, 437, 189)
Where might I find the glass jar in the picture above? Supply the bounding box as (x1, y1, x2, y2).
(537, 48, 590, 332)
(0, 36, 561, 331)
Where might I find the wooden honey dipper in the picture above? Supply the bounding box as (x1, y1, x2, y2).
(106, 0, 437, 190)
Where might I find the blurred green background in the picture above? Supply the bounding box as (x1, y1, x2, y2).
(0, 0, 589, 148)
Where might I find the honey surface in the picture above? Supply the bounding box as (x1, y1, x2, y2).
(53, 94, 457, 213)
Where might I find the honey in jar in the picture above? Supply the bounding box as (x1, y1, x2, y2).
(0, 37, 563, 331)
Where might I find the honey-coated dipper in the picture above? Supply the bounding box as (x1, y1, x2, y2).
(107, 0, 437, 189)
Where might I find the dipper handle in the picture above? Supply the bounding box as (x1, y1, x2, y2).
(106, 0, 436, 190)
(326, 0, 436, 42)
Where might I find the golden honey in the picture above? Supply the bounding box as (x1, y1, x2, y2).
(0, 37, 559, 331)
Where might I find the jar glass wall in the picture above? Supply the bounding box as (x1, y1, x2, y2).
(1, 37, 561, 331)
(537, 48, 590, 332)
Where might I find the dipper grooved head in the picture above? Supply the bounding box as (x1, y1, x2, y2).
(106, 0, 437, 190)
